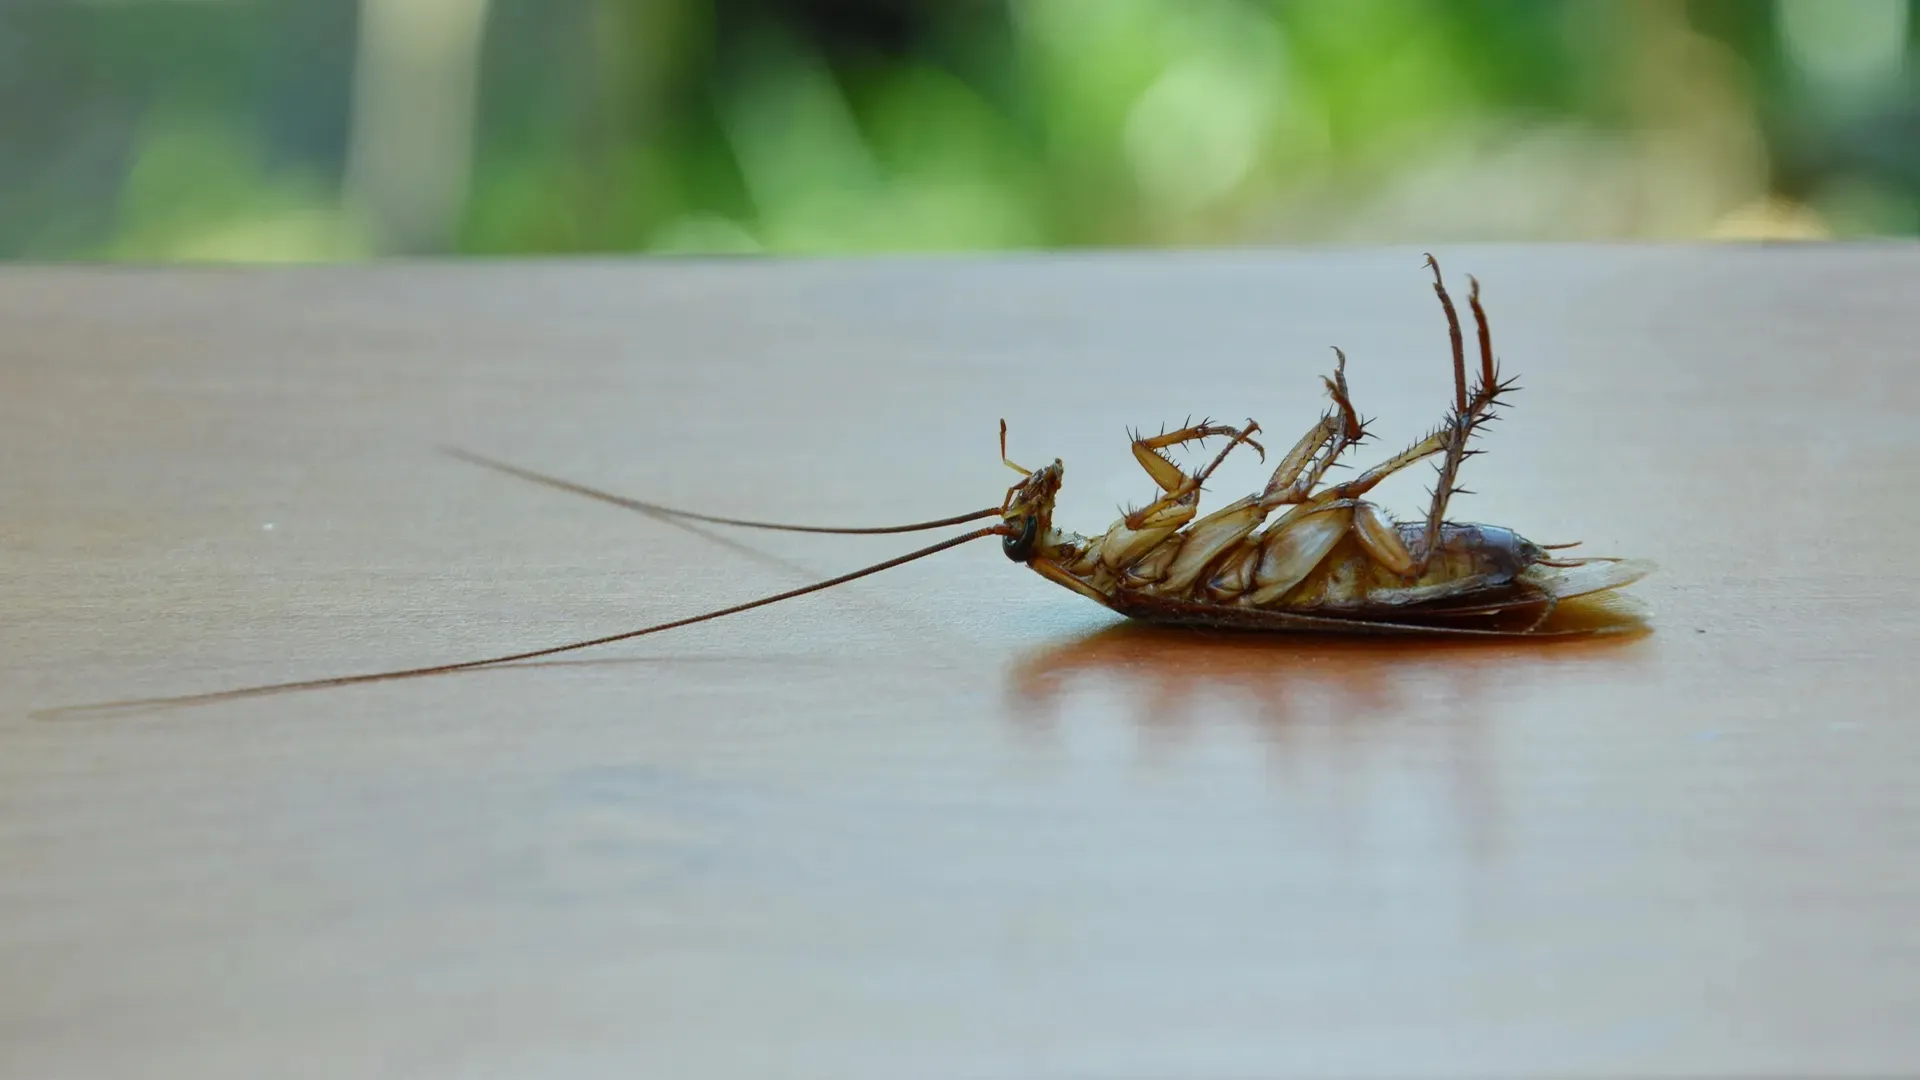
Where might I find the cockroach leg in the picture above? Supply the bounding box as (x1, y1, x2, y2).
(1466, 275, 1496, 394)
(1323, 344, 1366, 444)
(1403, 260, 1517, 576)
(1351, 500, 1417, 575)
(1122, 420, 1263, 529)
(1318, 427, 1446, 504)
(1259, 347, 1368, 510)
(1192, 417, 1264, 477)
(1129, 420, 1264, 494)
(1426, 253, 1468, 415)
(1257, 417, 1336, 504)
(1413, 416, 1475, 571)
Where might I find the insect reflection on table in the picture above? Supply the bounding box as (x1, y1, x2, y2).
(1006, 599, 1648, 740)
(1003, 609, 1650, 859)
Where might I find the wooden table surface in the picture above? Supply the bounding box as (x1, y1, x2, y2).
(3, 247, 1917, 1078)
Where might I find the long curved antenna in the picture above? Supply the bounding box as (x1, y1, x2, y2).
(443, 447, 1000, 535)
(37, 525, 1008, 719)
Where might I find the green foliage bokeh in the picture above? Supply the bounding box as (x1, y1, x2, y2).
(2, 0, 1916, 260)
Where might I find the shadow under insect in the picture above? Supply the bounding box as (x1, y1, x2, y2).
(1007, 591, 1650, 735)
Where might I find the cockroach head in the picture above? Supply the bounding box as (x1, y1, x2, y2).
(1000, 459, 1063, 563)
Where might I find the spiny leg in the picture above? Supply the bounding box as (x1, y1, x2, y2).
(1325, 345, 1367, 445)
(1467, 272, 1498, 394)
(1260, 416, 1339, 506)
(1408, 260, 1518, 575)
(1129, 419, 1264, 494)
(1302, 260, 1516, 576)
(1317, 424, 1449, 505)
(1146, 376, 1366, 582)
(1427, 253, 1469, 415)
(1417, 415, 1476, 571)
(1123, 419, 1265, 528)
(1258, 347, 1370, 510)
(1193, 417, 1265, 479)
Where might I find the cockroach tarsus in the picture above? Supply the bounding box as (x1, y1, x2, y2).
(42, 255, 1651, 717)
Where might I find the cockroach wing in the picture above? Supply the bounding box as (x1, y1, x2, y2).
(1516, 557, 1656, 601)
(1348, 558, 1658, 624)
(1106, 590, 1621, 638)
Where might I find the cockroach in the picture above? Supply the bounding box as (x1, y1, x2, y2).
(46, 256, 1649, 716)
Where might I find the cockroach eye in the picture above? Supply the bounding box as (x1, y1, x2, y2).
(1002, 514, 1038, 562)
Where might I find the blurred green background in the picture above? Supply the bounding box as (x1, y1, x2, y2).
(4, 0, 1917, 260)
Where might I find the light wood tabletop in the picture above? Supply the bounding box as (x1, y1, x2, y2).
(3, 247, 1917, 1078)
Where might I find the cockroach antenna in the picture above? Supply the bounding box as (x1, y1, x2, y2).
(37, 524, 1010, 719)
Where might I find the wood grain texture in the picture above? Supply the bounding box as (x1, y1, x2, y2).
(2, 247, 1917, 1078)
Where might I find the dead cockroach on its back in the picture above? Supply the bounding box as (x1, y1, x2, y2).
(45, 256, 1651, 716)
(994, 256, 1651, 636)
